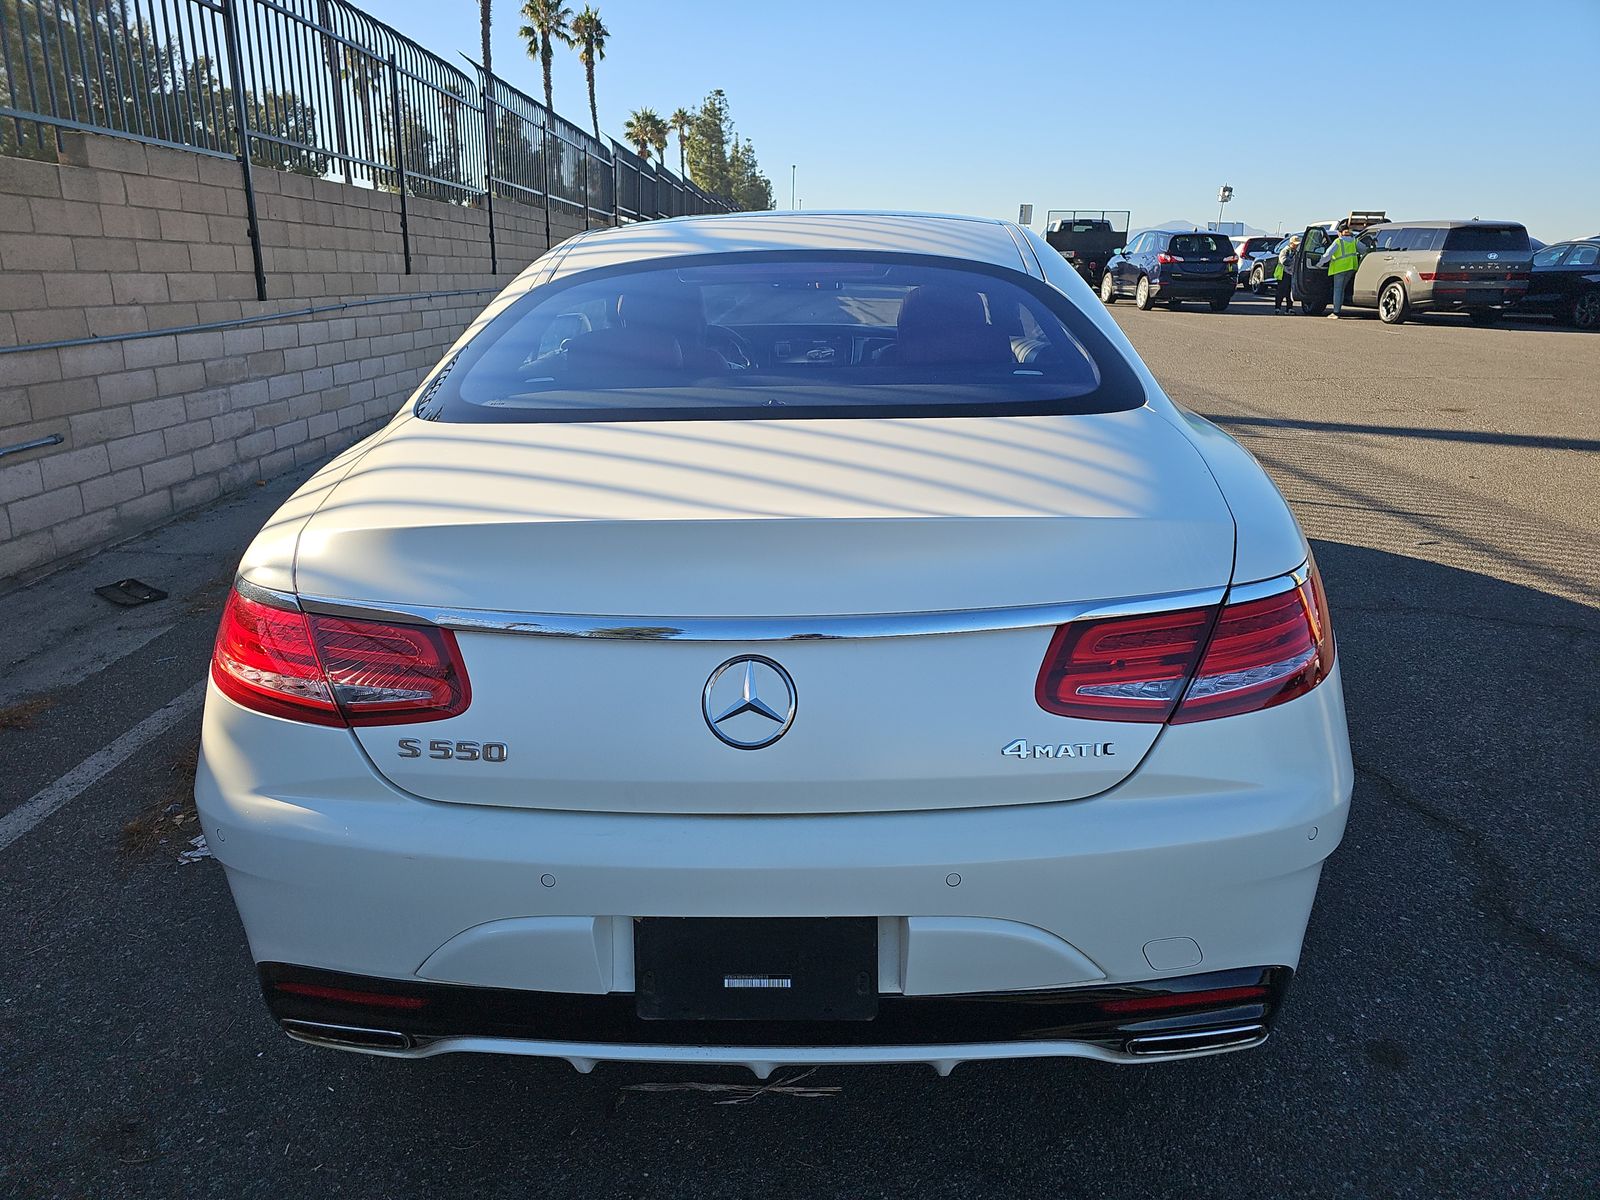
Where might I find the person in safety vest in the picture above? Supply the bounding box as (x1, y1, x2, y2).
(1315, 222, 1364, 319)
(1274, 235, 1300, 314)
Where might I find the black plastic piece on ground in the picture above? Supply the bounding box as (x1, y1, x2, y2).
(93, 579, 169, 607)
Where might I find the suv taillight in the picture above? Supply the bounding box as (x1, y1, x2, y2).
(211, 586, 470, 726)
(1035, 568, 1333, 724)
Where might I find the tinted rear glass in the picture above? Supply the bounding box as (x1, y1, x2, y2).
(416, 253, 1142, 424)
(1443, 225, 1530, 253)
(1170, 234, 1230, 255)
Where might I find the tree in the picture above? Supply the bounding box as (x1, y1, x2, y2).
(683, 88, 731, 196)
(646, 112, 668, 164)
(570, 6, 608, 140)
(668, 107, 691, 177)
(622, 107, 658, 160)
(518, 0, 574, 116)
(727, 136, 773, 211)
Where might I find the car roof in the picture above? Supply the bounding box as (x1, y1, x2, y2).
(542, 211, 1035, 282)
(1367, 219, 1526, 230)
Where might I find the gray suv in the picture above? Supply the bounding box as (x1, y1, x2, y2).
(1289, 220, 1532, 324)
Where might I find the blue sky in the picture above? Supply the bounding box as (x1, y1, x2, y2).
(360, 0, 1599, 242)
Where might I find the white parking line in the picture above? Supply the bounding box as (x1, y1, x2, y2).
(0, 680, 207, 854)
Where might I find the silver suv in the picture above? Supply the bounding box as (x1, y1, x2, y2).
(1290, 220, 1532, 325)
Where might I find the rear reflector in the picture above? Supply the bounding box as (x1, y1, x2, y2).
(1099, 984, 1268, 1015)
(212, 586, 470, 726)
(1036, 566, 1334, 725)
(274, 981, 428, 1010)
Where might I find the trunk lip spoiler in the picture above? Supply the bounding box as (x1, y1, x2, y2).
(244, 566, 1307, 643)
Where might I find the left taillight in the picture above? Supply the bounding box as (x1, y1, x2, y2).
(211, 586, 470, 726)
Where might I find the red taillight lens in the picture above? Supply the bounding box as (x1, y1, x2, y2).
(1224, 255, 1239, 265)
(211, 588, 341, 725)
(1035, 567, 1334, 725)
(1156, 252, 1179, 264)
(1035, 606, 1216, 723)
(211, 588, 470, 726)
(1172, 569, 1333, 724)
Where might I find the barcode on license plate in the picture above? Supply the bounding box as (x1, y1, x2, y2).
(723, 975, 792, 989)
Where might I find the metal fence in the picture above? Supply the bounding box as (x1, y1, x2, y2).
(0, 0, 735, 297)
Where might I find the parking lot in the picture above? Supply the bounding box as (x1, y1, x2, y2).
(1, 292, 1596, 1198)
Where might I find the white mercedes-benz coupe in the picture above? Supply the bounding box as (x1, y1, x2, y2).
(196, 211, 1352, 1074)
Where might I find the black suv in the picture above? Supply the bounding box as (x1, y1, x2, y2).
(1100, 231, 1237, 311)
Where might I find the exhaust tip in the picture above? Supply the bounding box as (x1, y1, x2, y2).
(1126, 1023, 1266, 1057)
(282, 1019, 414, 1051)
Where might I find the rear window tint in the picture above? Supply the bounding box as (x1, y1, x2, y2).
(1170, 234, 1230, 255)
(1443, 226, 1530, 253)
(415, 252, 1144, 425)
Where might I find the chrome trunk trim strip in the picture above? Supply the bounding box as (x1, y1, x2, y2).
(294, 585, 1230, 643)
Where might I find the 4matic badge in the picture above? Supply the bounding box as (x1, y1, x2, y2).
(1002, 739, 1115, 761)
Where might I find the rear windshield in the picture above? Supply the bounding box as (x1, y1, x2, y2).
(1443, 225, 1530, 253)
(416, 253, 1142, 424)
(1169, 234, 1230, 256)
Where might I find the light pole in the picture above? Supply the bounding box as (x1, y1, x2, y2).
(791, 164, 797, 210)
(1216, 184, 1234, 232)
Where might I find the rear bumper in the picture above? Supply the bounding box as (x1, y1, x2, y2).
(1150, 277, 1233, 299)
(196, 664, 1352, 1067)
(264, 962, 1292, 1074)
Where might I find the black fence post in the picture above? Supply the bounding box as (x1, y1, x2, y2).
(386, 53, 411, 275)
(221, 0, 267, 301)
(481, 73, 497, 273)
(541, 121, 552, 249)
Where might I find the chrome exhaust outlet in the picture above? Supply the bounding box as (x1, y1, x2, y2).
(282, 1019, 414, 1051)
(1125, 1023, 1266, 1057)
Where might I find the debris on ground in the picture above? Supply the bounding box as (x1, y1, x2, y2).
(93, 578, 169, 607)
(178, 834, 211, 864)
(618, 1069, 840, 1105)
(0, 694, 57, 731)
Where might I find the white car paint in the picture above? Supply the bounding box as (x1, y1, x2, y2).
(197, 210, 1352, 1073)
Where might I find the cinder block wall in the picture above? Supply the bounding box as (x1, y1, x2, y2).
(0, 131, 596, 584)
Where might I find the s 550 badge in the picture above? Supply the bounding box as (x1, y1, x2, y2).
(1002, 740, 1115, 760)
(398, 738, 509, 763)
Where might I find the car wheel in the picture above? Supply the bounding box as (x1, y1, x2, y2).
(1134, 275, 1154, 310)
(1378, 281, 1409, 325)
(1300, 299, 1326, 317)
(1209, 295, 1230, 312)
(1467, 308, 1503, 326)
(1250, 265, 1267, 294)
(1100, 272, 1116, 305)
(1569, 290, 1600, 329)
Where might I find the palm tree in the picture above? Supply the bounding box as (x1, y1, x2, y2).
(570, 6, 608, 140)
(623, 107, 657, 160)
(519, 0, 574, 115)
(478, 0, 493, 88)
(646, 111, 668, 165)
(669, 107, 691, 176)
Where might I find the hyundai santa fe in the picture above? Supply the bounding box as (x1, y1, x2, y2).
(196, 211, 1353, 1074)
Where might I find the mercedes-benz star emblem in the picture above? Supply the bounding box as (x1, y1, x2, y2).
(702, 656, 797, 749)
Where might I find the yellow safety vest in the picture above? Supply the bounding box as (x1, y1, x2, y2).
(1329, 236, 1361, 275)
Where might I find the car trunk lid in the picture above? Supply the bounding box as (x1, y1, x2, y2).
(294, 410, 1238, 814)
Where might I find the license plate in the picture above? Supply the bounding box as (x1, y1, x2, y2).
(635, 917, 878, 1021)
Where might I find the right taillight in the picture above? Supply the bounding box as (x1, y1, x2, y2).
(1035, 567, 1334, 725)
(1171, 568, 1333, 723)
(211, 586, 470, 726)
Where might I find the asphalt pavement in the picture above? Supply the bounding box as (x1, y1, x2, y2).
(1, 292, 1596, 1198)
